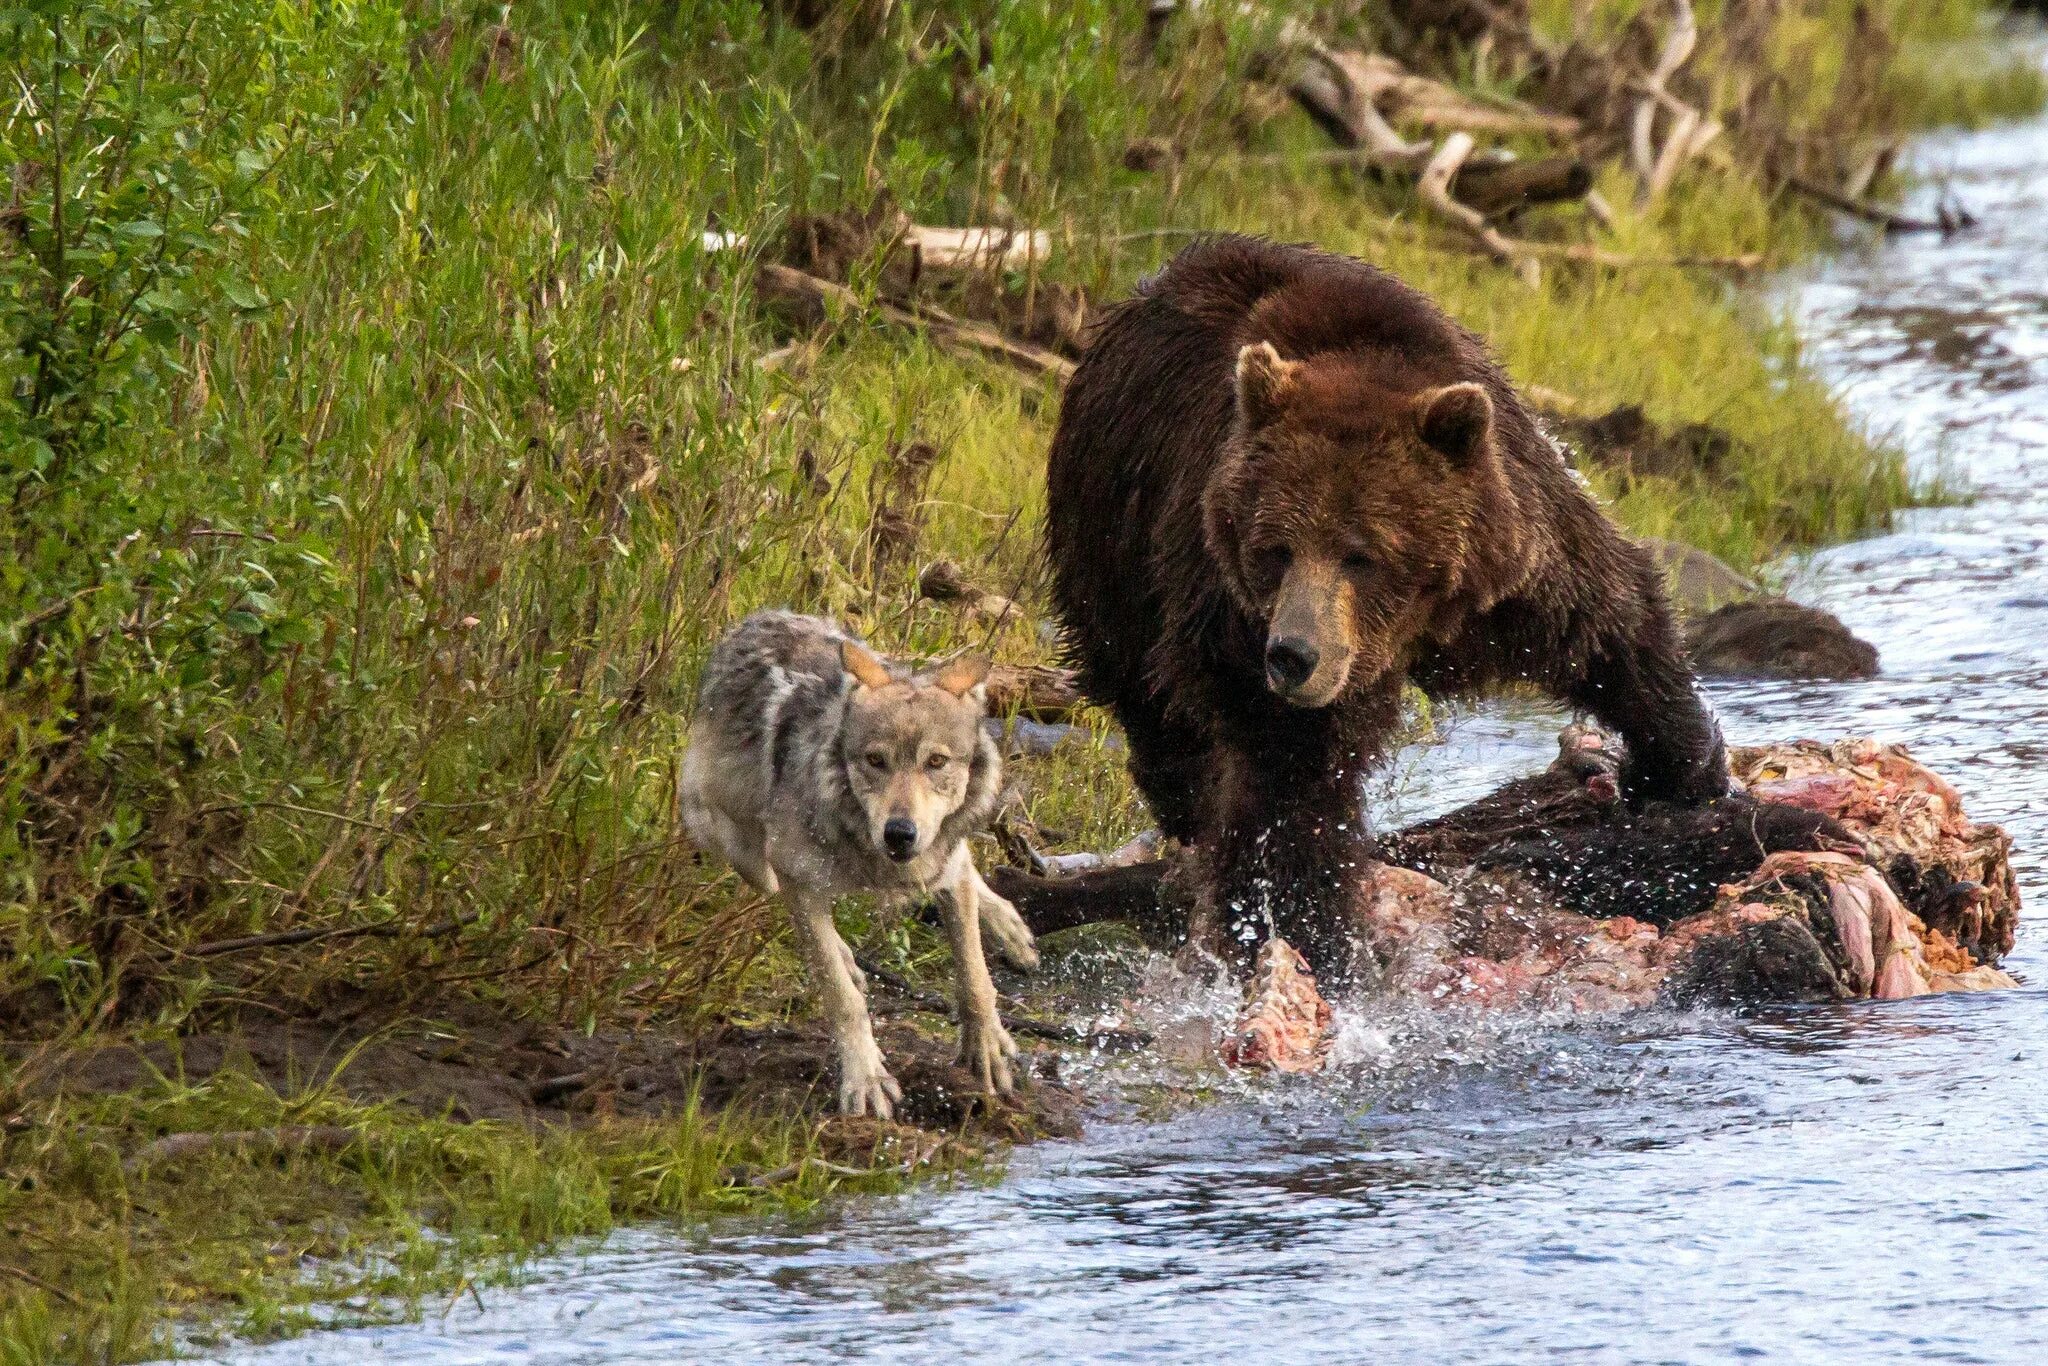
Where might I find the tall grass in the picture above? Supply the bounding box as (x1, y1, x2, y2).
(4, 0, 2033, 1089)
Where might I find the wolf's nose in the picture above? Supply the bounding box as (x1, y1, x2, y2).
(1265, 636, 1319, 691)
(882, 818, 919, 860)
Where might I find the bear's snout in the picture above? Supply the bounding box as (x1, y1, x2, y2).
(1266, 636, 1320, 691)
(1264, 554, 1357, 706)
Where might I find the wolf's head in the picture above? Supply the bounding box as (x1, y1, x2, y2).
(837, 641, 998, 864)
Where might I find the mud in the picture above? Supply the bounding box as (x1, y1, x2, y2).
(27, 1004, 1084, 1148)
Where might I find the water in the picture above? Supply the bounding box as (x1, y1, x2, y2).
(216, 111, 2048, 1364)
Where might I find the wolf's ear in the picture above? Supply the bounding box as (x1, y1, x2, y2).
(1235, 342, 1300, 428)
(840, 639, 896, 691)
(928, 655, 990, 699)
(1414, 382, 1494, 465)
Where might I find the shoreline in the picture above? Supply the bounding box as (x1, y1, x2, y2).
(5, 3, 2045, 1359)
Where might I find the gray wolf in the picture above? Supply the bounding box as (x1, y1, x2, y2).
(680, 610, 1036, 1118)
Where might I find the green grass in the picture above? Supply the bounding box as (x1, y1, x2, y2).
(0, 1064, 937, 1363)
(2, 0, 2042, 1355)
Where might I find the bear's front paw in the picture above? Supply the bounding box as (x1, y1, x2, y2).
(957, 1017, 1020, 1097)
(1621, 753, 1732, 809)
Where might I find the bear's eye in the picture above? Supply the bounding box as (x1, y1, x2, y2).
(864, 750, 889, 770)
(924, 752, 950, 772)
(1253, 545, 1292, 583)
(1342, 551, 1374, 573)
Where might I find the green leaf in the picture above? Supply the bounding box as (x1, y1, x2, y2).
(223, 610, 265, 634)
(220, 279, 270, 311)
(114, 219, 164, 239)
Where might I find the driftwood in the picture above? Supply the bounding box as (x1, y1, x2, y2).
(754, 264, 1075, 382)
(1781, 172, 1975, 235)
(1278, 37, 1759, 278)
(1291, 46, 1579, 142)
(184, 912, 479, 959)
(983, 663, 1085, 721)
(1419, 133, 1542, 285)
(1628, 0, 1717, 205)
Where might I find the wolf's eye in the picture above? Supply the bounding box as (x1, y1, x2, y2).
(924, 752, 950, 772)
(864, 750, 889, 770)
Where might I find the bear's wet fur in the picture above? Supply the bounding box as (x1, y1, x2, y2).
(1046, 235, 1729, 981)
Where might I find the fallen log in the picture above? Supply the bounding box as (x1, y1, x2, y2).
(1781, 172, 1974, 235)
(983, 663, 1084, 721)
(752, 263, 1075, 382)
(1284, 44, 1578, 146)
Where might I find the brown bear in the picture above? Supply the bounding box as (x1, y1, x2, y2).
(1045, 235, 1729, 981)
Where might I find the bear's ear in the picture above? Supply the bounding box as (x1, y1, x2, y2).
(927, 655, 989, 700)
(1235, 342, 1300, 428)
(840, 639, 896, 691)
(1414, 383, 1495, 465)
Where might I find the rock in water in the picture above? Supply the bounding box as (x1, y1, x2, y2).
(1687, 599, 1880, 680)
(1220, 937, 1334, 1072)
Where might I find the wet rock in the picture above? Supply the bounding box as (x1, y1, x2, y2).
(1640, 536, 1762, 615)
(1686, 599, 1881, 680)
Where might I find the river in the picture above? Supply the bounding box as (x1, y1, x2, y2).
(213, 100, 2048, 1365)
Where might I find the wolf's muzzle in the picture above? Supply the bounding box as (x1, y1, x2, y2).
(882, 817, 919, 861)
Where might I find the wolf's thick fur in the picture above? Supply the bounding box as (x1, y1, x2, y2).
(680, 611, 1035, 1118)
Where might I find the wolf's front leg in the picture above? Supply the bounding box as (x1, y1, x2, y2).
(943, 859, 1019, 1097)
(786, 888, 900, 1119)
(969, 863, 1039, 971)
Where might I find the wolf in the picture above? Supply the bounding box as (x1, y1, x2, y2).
(680, 610, 1038, 1119)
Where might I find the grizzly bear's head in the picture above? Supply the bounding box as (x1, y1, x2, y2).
(1201, 341, 1510, 708)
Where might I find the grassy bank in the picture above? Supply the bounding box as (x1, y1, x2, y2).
(3, 0, 2042, 1356)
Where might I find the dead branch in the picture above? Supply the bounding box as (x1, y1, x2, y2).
(983, 663, 1084, 721)
(1285, 41, 1432, 165)
(902, 225, 1049, 272)
(1631, 0, 1705, 206)
(1418, 133, 1543, 285)
(1781, 173, 1971, 235)
(184, 912, 480, 959)
(125, 1124, 363, 1173)
(1263, 146, 1594, 219)
(0, 1263, 79, 1307)
(1348, 49, 1581, 138)
(753, 264, 1075, 382)
(1511, 239, 1764, 271)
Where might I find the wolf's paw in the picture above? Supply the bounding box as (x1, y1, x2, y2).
(835, 938, 868, 993)
(957, 1017, 1020, 1096)
(979, 891, 1040, 972)
(837, 1047, 902, 1119)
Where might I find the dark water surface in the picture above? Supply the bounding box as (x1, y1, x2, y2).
(218, 107, 2048, 1365)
